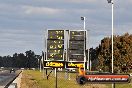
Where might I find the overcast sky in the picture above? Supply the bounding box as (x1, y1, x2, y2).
(0, 0, 132, 56)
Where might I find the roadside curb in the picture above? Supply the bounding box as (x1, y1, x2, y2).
(5, 70, 22, 88)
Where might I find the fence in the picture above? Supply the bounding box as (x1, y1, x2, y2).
(43, 68, 108, 88)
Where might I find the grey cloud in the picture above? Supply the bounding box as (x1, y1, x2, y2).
(0, 0, 132, 55)
(0, 28, 43, 56)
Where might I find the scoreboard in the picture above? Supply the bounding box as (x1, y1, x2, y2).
(47, 30, 64, 61)
(45, 29, 87, 68)
(46, 29, 86, 62)
(68, 30, 86, 61)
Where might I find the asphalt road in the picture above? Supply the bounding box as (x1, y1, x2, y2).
(0, 70, 21, 88)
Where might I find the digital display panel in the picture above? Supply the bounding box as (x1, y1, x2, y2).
(69, 55, 84, 60)
(47, 40, 64, 49)
(70, 31, 85, 40)
(48, 30, 64, 39)
(47, 30, 64, 61)
(69, 41, 84, 50)
(47, 50, 63, 54)
(70, 31, 84, 35)
(69, 50, 84, 54)
(69, 30, 86, 61)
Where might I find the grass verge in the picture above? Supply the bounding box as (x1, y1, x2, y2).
(20, 70, 132, 88)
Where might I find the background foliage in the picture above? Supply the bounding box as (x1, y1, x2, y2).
(0, 50, 41, 68)
(91, 33, 132, 72)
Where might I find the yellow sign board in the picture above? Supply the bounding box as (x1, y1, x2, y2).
(67, 62, 84, 68)
(44, 61, 65, 68)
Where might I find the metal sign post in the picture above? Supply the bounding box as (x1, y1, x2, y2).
(55, 68, 57, 88)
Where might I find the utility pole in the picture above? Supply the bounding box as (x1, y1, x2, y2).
(107, 0, 114, 88)
(81, 17, 86, 71)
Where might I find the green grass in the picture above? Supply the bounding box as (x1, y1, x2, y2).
(23, 70, 87, 88)
(106, 83, 132, 88)
(23, 70, 132, 88)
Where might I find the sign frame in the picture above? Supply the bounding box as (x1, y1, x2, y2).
(68, 30, 87, 62)
(46, 29, 65, 61)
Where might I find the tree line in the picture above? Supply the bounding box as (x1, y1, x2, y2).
(90, 33, 132, 73)
(0, 50, 41, 68)
(0, 33, 132, 73)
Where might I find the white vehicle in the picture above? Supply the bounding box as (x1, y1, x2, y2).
(130, 73, 132, 76)
(10, 69, 15, 73)
(0, 67, 4, 69)
(31, 68, 35, 70)
(21, 68, 24, 70)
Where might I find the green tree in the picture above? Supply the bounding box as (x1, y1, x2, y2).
(96, 33, 132, 73)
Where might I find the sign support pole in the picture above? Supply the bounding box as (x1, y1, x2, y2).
(81, 16, 86, 71)
(55, 68, 57, 88)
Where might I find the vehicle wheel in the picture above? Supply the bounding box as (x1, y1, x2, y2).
(76, 76, 87, 85)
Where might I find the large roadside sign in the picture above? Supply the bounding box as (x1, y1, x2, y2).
(47, 30, 64, 61)
(44, 29, 87, 68)
(68, 30, 86, 61)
